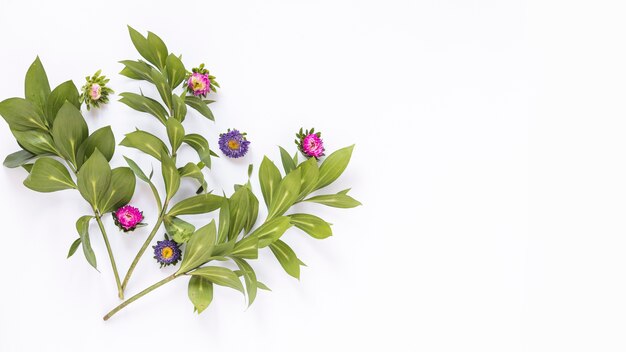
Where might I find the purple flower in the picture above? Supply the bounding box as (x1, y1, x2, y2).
(296, 128, 325, 159)
(219, 129, 250, 158)
(187, 72, 210, 97)
(113, 205, 144, 232)
(153, 237, 182, 267)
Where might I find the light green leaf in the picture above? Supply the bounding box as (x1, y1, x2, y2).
(185, 95, 214, 121)
(217, 198, 230, 244)
(25, 56, 51, 114)
(46, 80, 79, 124)
(289, 214, 332, 239)
(316, 145, 354, 190)
(167, 193, 223, 217)
(164, 215, 195, 243)
(245, 189, 259, 234)
(269, 239, 301, 279)
(228, 187, 250, 240)
(23, 157, 76, 192)
(232, 257, 258, 306)
(178, 162, 207, 193)
(161, 151, 180, 201)
(253, 216, 292, 248)
(267, 169, 301, 220)
(230, 235, 258, 259)
(189, 266, 244, 294)
(51, 101, 88, 166)
(11, 129, 57, 155)
(279, 146, 296, 174)
(188, 276, 213, 314)
(150, 69, 173, 110)
(77, 150, 112, 209)
(305, 192, 362, 208)
(259, 156, 282, 208)
(298, 157, 320, 199)
(172, 94, 187, 122)
(166, 54, 186, 88)
(3, 150, 35, 168)
(120, 130, 169, 160)
(177, 220, 217, 274)
(76, 215, 97, 270)
(183, 134, 212, 169)
(0, 97, 48, 131)
(99, 167, 136, 213)
(257, 281, 271, 291)
(166, 117, 185, 152)
(76, 126, 115, 169)
(119, 92, 168, 125)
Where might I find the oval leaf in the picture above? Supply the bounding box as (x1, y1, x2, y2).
(120, 130, 169, 160)
(167, 193, 223, 217)
(267, 169, 301, 220)
(77, 150, 112, 209)
(23, 157, 76, 192)
(0, 97, 48, 131)
(269, 239, 302, 279)
(188, 276, 213, 314)
(119, 92, 168, 125)
(46, 80, 79, 124)
(99, 167, 137, 213)
(76, 126, 115, 169)
(177, 220, 217, 274)
(164, 215, 196, 244)
(253, 216, 292, 248)
(166, 117, 185, 152)
(189, 266, 244, 294)
(259, 156, 282, 208)
(51, 101, 88, 166)
(161, 151, 180, 201)
(25, 56, 51, 113)
(316, 145, 354, 190)
(289, 213, 332, 239)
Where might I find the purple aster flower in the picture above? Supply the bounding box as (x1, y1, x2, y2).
(219, 129, 250, 158)
(153, 237, 182, 267)
(295, 128, 325, 159)
(184, 64, 219, 98)
(113, 205, 145, 232)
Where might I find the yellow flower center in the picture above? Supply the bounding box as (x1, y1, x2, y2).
(228, 139, 240, 150)
(192, 78, 206, 91)
(161, 247, 174, 259)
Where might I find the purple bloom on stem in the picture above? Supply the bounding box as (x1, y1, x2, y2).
(296, 128, 325, 159)
(187, 72, 210, 97)
(113, 205, 144, 232)
(219, 129, 250, 158)
(153, 238, 182, 267)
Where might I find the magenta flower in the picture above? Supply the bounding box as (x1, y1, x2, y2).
(113, 205, 144, 232)
(187, 72, 210, 97)
(296, 128, 325, 159)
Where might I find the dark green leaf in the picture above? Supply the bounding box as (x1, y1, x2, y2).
(123, 156, 150, 183)
(99, 167, 136, 213)
(76, 215, 97, 270)
(178, 162, 207, 192)
(150, 69, 173, 110)
(23, 157, 76, 192)
(119, 60, 154, 83)
(0, 97, 48, 131)
(51, 101, 88, 166)
(46, 80, 79, 125)
(147, 31, 168, 70)
(127, 26, 159, 69)
(161, 151, 180, 201)
(67, 238, 81, 258)
(11, 129, 57, 155)
(172, 94, 187, 122)
(24, 56, 51, 114)
(183, 134, 212, 169)
(3, 150, 35, 168)
(76, 126, 115, 169)
(166, 54, 186, 87)
(77, 150, 111, 209)
(166, 117, 185, 152)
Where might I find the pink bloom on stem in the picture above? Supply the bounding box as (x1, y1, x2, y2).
(302, 133, 325, 158)
(113, 205, 144, 232)
(89, 83, 102, 101)
(187, 73, 210, 96)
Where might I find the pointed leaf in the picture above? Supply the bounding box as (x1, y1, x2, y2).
(189, 266, 244, 294)
(183, 134, 212, 168)
(316, 145, 354, 190)
(232, 257, 258, 306)
(99, 167, 136, 213)
(11, 129, 57, 155)
(259, 156, 282, 208)
(25, 56, 51, 114)
(3, 150, 35, 168)
(185, 95, 214, 120)
(76, 215, 97, 270)
(230, 235, 259, 259)
(67, 238, 81, 258)
(23, 157, 76, 192)
(76, 126, 115, 169)
(253, 216, 292, 248)
(269, 239, 301, 279)
(188, 276, 213, 314)
(51, 101, 88, 166)
(166, 117, 185, 152)
(167, 193, 223, 217)
(177, 220, 217, 274)
(120, 130, 169, 160)
(289, 214, 332, 239)
(46, 80, 79, 124)
(77, 150, 111, 209)
(119, 92, 168, 125)
(267, 169, 301, 220)
(279, 146, 296, 174)
(0, 97, 47, 131)
(166, 54, 186, 87)
(164, 215, 195, 243)
(305, 192, 362, 208)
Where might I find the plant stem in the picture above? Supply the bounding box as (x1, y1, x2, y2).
(121, 202, 168, 291)
(103, 273, 178, 321)
(94, 213, 124, 300)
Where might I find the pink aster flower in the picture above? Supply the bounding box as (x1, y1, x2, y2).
(113, 205, 144, 232)
(187, 72, 210, 97)
(296, 128, 325, 159)
(89, 83, 102, 100)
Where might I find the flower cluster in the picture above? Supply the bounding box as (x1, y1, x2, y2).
(185, 64, 219, 97)
(79, 70, 114, 110)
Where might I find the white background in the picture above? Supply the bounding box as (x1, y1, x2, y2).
(0, 0, 624, 351)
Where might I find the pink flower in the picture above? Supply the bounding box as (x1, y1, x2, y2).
(113, 205, 144, 232)
(89, 83, 102, 101)
(302, 134, 325, 158)
(187, 72, 210, 97)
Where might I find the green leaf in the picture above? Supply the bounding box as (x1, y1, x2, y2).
(123, 156, 151, 183)
(279, 146, 296, 174)
(269, 240, 302, 279)
(119, 60, 154, 83)
(46, 80, 79, 125)
(177, 221, 217, 274)
(150, 69, 173, 110)
(245, 189, 259, 234)
(127, 26, 159, 69)
(119, 92, 168, 125)
(24, 56, 51, 114)
(232, 257, 258, 306)
(217, 198, 230, 244)
(166, 118, 185, 152)
(316, 145, 354, 190)
(11, 129, 57, 155)
(228, 187, 250, 240)
(0, 97, 48, 131)
(213, 239, 236, 257)
(167, 193, 223, 217)
(76, 215, 97, 270)
(298, 157, 320, 199)
(77, 150, 112, 209)
(147, 31, 168, 70)
(76, 126, 115, 169)
(305, 192, 362, 208)
(189, 267, 244, 294)
(185, 95, 214, 121)
(230, 235, 258, 259)
(120, 130, 169, 160)
(188, 276, 213, 314)
(267, 169, 301, 220)
(289, 214, 332, 239)
(164, 215, 195, 243)
(165, 54, 186, 88)
(3, 150, 35, 168)
(172, 94, 187, 122)
(67, 238, 81, 258)
(178, 162, 207, 193)
(183, 134, 213, 169)
(259, 156, 282, 208)
(23, 157, 76, 192)
(99, 167, 136, 213)
(51, 101, 88, 166)
(161, 151, 180, 201)
(252, 216, 292, 248)
(257, 281, 271, 291)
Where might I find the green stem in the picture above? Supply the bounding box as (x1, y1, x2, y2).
(104, 273, 178, 321)
(121, 202, 168, 291)
(94, 213, 124, 300)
